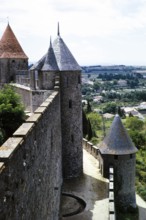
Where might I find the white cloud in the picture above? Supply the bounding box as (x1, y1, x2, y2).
(0, 0, 146, 64)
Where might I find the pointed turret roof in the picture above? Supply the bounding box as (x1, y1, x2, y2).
(99, 115, 138, 155)
(0, 24, 28, 59)
(30, 39, 59, 72)
(41, 39, 59, 71)
(30, 54, 46, 71)
(53, 30, 81, 71)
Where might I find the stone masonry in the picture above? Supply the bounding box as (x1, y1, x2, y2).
(0, 91, 62, 220)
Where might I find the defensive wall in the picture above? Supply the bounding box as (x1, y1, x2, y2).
(83, 138, 116, 220)
(0, 89, 63, 220)
(11, 83, 52, 112)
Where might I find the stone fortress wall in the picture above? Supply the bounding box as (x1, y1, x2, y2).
(83, 138, 116, 219)
(13, 83, 53, 112)
(0, 88, 63, 220)
(0, 23, 138, 220)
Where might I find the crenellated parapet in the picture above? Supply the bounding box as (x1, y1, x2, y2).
(0, 23, 83, 219)
(0, 91, 62, 220)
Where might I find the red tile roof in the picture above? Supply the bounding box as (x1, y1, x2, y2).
(0, 24, 28, 59)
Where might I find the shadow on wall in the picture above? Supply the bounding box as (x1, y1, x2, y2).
(61, 172, 109, 220)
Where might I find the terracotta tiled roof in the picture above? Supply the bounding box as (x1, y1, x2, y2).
(0, 24, 28, 59)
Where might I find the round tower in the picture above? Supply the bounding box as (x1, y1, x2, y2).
(0, 24, 28, 84)
(99, 115, 138, 211)
(30, 39, 59, 90)
(53, 27, 83, 179)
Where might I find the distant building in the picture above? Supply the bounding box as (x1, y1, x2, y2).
(122, 107, 144, 119)
(93, 95, 103, 103)
(138, 102, 146, 109)
(0, 24, 28, 84)
(103, 113, 114, 119)
(118, 79, 127, 87)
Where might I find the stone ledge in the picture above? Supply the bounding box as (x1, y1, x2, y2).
(45, 97, 53, 102)
(51, 91, 58, 96)
(109, 213, 115, 220)
(0, 137, 23, 161)
(40, 101, 51, 107)
(109, 174, 114, 182)
(13, 123, 34, 137)
(109, 182, 114, 191)
(26, 113, 41, 123)
(34, 106, 46, 114)
(109, 167, 114, 174)
(109, 191, 114, 201)
(0, 162, 5, 173)
(109, 201, 115, 213)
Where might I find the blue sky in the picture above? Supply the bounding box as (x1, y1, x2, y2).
(0, 0, 146, 66)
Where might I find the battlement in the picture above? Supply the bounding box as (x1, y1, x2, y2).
(0, 90, 63, 220)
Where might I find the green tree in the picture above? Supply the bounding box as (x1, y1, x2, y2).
(125, 117, 144, 131)
(93, 81, 100, 91)
(0, 85, 25, 144)
(87, 112, 102, 132)
(0, 129, 4, 145)
(86, 100, 92, 113)
(82, 109, 88, 138)
(117, 106, 125, 118)
(102, 102, 117, 114)
(87, 119, 93, 140)
(128, 130, 146, 149)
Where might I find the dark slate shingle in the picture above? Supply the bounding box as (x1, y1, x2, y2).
(99, 115, 138, 155)
(53, 36, 81, 71)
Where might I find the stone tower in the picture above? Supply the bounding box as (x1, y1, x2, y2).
(30, 39, 59, 90)
(99, 115, 138, 211)
(0, 23, 28, 84)
(53, 28, 83, 179)
(30, 27, 83, 179)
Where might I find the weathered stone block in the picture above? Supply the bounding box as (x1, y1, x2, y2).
(0, 138, 23, 161)
(13, 123, 34, 137)
(109, 201, 115, 213)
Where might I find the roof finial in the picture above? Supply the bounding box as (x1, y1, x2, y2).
(50, 36, 52, 48)
(7, 16, 9, 25)
(57, 22, 60, 36)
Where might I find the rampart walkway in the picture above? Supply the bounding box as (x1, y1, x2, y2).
(62, 149, 109, 220)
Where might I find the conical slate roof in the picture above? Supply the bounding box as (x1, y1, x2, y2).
(0, 24, 28, 59)
(30, 40, 59, 72)
(99, 115, 138, 155)
(53, 35, 81, 71)
(41, 40, 59, 71)
(30, 54, 46, 71)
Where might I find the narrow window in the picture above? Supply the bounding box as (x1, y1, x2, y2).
(78, 75, 81, 84)
(45, 73, 48, 81)
(71, 135, 74, 143)
(12, 60, 15, 63)
(130, 154, 133, 159)
(69, 100, 72, 108)
(66, 77, 69, 87)
(114, 155, 118, 160)
(51, 130, 53, 148)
